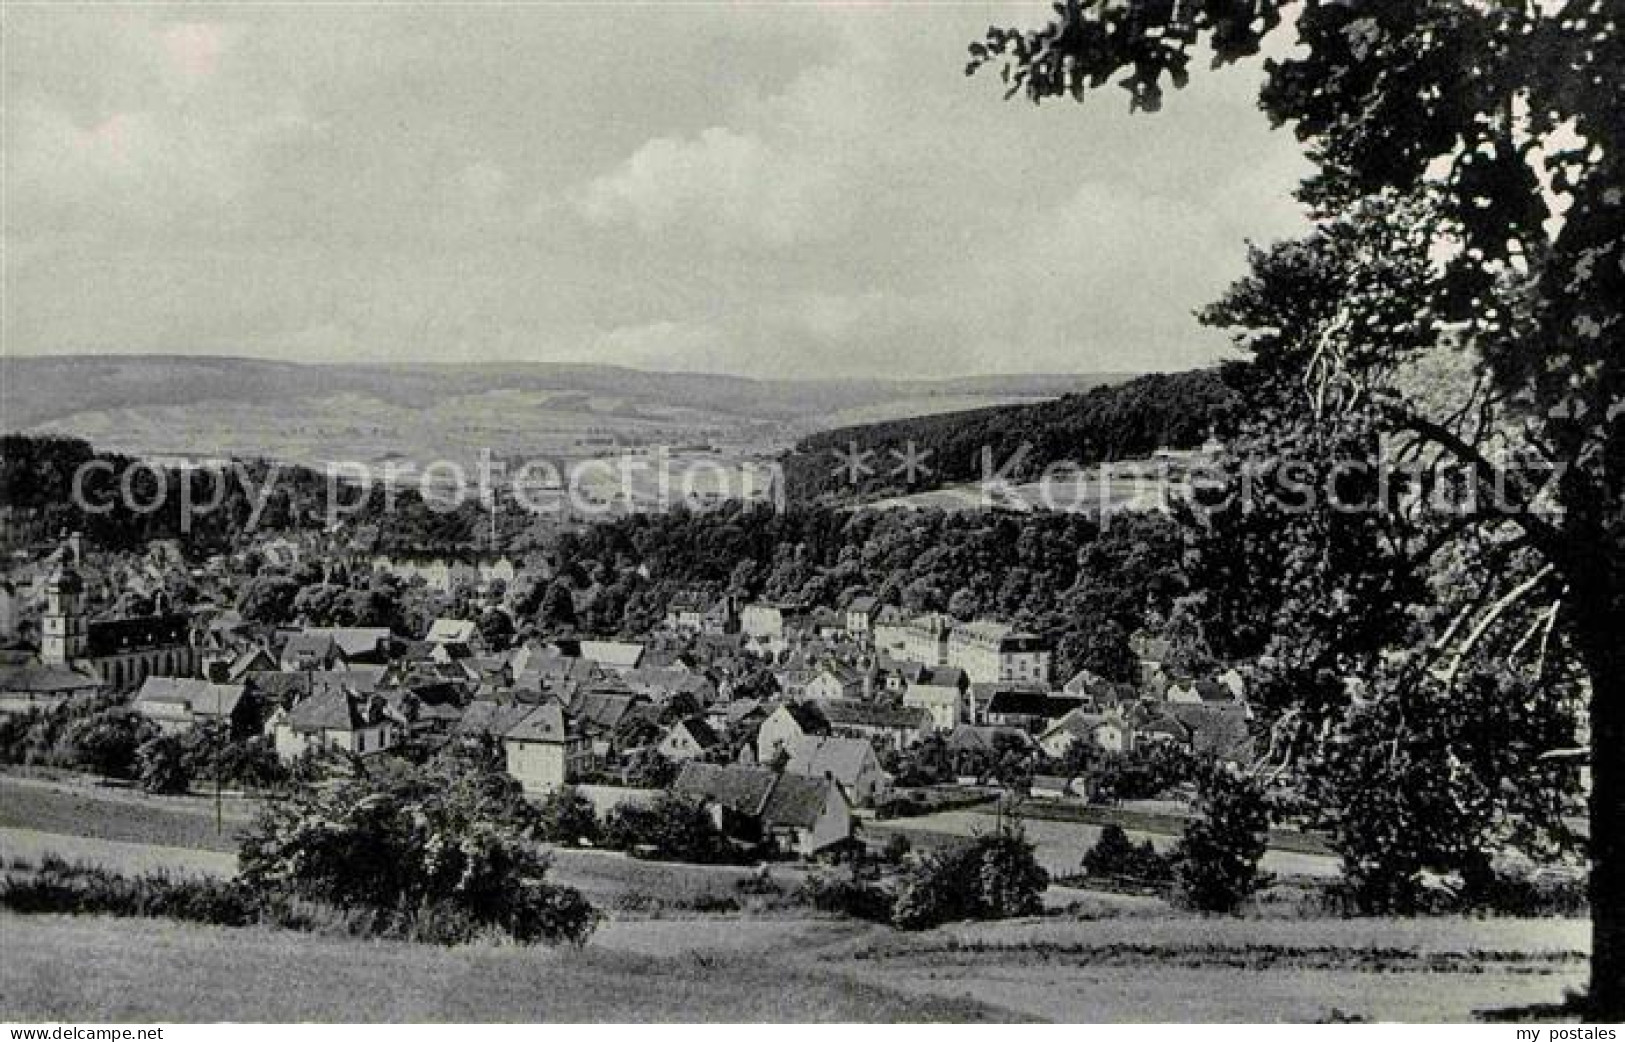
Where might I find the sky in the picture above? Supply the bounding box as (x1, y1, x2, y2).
(2, 3, 1314, 380)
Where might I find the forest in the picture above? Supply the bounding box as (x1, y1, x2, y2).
(541, 502, 1190, 683)
(781, 369, 1237, 501)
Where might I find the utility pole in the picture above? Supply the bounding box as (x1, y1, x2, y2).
(215, 685, 223, 837)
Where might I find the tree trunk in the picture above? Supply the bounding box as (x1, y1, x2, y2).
(1573, 594, 1625, 1019)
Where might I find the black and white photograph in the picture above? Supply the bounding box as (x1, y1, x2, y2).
(0, 0, 1621, 1027)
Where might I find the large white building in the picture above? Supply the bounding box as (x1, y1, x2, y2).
(900, 612, 953, 666)
(947, 621, 1053, 685)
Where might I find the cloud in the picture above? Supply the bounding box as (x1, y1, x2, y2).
(160, 22, 229, 85)
(579, 125, 844, 249)
(577, 28, 883, 250)
(4, 3, 1314, 378)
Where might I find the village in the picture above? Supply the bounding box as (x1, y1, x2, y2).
(0, 529, 1258, 869)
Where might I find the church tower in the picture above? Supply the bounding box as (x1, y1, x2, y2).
(41, 539, 87, 665)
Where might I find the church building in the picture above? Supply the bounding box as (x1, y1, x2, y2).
(38, 538, 199, 692)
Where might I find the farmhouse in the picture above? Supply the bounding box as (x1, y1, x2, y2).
(755, 702, 831, 762)
(672, 762, 853, 857)
(279, 633, 347, 673)
(270, 686, 395, 760)
(220, 645, 277, 683)
(666, 592, 735, 635)
(781, 734, 888, 806)
(972, 686, 1080, 730)
(132, 676, 252, 736)
(0, 660, 102, 716)
(872, 606, 910, 655)
(844, 596, 877, 637)
(803, 662, 862, 701)
(301, 627, 392, 665)
(501, 702, 592, 794)
(820, 699, 931, 751)
(1038, 707, 1128, 759)
(658, 716, 722, 762)
(900, 664, 968, 731)
(741, 602, 804, 653)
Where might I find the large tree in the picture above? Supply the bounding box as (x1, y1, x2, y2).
(970, 0, 1623, 1013)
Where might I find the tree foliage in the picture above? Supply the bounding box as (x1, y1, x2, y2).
(1172, 765, 1271, 913)
(969, 0, 1624, 1009)
(238, 748, 598, 945)
(891, 827, 1049, 930)
(784, 369, 1235, 501)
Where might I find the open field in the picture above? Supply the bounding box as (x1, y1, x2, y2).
(0, 773, 1345, 895)
(0, 913, 1011, 1022)
(869, 808, 1341, 880)
(0, 771, 1592, 1021)
(830, 916, 1588, 1023)
(1, 828, 236, 878)
(0, 774, 252, 853)
(971, 798, 1337, 856)
(0, 907, 1588, 1022)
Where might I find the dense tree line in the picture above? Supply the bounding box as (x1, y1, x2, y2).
(969, 0, 1622, 1010)
(545, 502, 1187, 680)
(782, 370, 1236, 502)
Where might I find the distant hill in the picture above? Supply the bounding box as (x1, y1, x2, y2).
(781, 369, 1237, 502)
(0, 355, 1130, 470)
(0, 355, 1120, 430)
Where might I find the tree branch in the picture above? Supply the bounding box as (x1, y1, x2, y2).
(1382, 403, 1572, 571)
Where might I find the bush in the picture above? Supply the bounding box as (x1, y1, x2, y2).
(534, 785, 600, 845)
(736, 867, 784, 896)
(61, 705, 157, 778)
(601, 792, 737, 864)
(1079, 824, 1173, 885)
(880, 833, 914, 866)
(1172, 765, 1270, 913)
(237, 749, 599, 945)
(1, 855, 257, 927)
(186, 726, 291, 791)
(0, 694, 159, 779)
(137, 733, 194, 794)
(891, 828, 1049, 930)
(795, 873, 894, 922)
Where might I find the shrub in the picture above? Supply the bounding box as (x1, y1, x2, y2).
(137, 733, 194, 794)
(1, 855, 257, 927)
(534, 785, 600, 845)
(601, 792, 736, 864)
(1172, 765, 1270, 913)
(795, 873, 894, 922)
(880, 833, 914, 865)
(238, 749, 599, 945)
(61, 705, 157, 778)
(736, 867, 784, 896)
(891, 828, 1048, 930)
(1079, 824, 1173, 885)
(185, 725, 291, 791)
(0, 695, 159, 778)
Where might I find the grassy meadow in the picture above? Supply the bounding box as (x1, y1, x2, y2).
(0, 771, 1593, 1022)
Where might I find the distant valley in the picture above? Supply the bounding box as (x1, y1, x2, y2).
(0, 355, 1129, 474)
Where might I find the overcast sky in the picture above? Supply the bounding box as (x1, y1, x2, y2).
(3, 3, 1312, 379)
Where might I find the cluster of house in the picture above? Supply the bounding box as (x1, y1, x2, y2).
(0, 538, 1256, 860)
(657, 590, 1252, 770)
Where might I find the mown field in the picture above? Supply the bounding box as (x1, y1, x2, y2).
(0, 771, 1593, 1022)
(0, 913, 1010, 1022)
